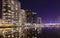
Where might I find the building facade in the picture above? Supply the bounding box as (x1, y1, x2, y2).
(25, 9, 37, 23)
(2, 0, 21, 24)
(32, 12, 37, 23)
(37, 17, 42, 24)
(25, 9, 33, 23)
(19, 9, 26, 25)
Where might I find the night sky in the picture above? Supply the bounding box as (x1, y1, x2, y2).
(1, 0, 60, 23)
(0, 0, 2, 19)
(19, 0, 60, 23)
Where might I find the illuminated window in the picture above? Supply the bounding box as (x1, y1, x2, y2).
(16, 8, 18, 10)
(16, 13, 17, 15)
(3, 13, 6, 15)
(11, 7, 14, 10)
(5, 22, 8, 24)
(8, 13, 11, 15)
(8, 10, 11, 12)
(8, 16, 10, 17)
(5, 16, 8, 17)
(16, 5, 18, 7)
(3, 9, 6, 11)
(12, 16, 14, 18)
(11, 14, 14, 16)
(8, 5, 11, 7)
(3, 2, 6, 5)
(11, 12, 14, 13)
(2, 20, 5, 23)
(8, 19, 11, 21)
(3, 4, 5, 6)
(11, 6, 14, 11)
(14, 18, 17, 19)
(3, 17, 5, 19)
(13, 21, 16, 23)
(8, 0, 11, 4)
(4, 12, 8, 14)
(11, 1, 14, 4)
(16, 16, 17, 17)
(12, 20, 13, 22)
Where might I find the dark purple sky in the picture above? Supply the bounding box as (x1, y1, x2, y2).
(0, 0, 60, 23)
(19, 0, 60, 23)
(0, 0, 2, 19)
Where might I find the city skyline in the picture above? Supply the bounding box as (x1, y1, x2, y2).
(18, 0, 60, 23)
(1, 0, 60, 23)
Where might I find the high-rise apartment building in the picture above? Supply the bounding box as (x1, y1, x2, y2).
(19, 9, 26, 25)
(32, 12, 37, 23)
(37, 17, 42, 24)
(2, 0, 21, 24)
(25, 9, 37, 23)
(25, 9, 32, 23)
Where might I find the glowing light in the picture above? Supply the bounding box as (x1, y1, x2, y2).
(3, 9, 6, 11)
(11, 1, 14, 4)
(44, 23, 56, 25)
(8, 10, 11, 13)
(8, 5, 11, 7)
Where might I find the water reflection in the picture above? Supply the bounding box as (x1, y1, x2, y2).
(0, 27, 60, 38)
(42, 27, 60, 38)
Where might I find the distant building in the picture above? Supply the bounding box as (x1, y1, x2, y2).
(25, 9, 32, 23)
(37, 17, 42, 24)
(19, 9, 26, 25)
(2, 0, 21, 24)
(25, 9, 37, 23)
(32, 12, 37, 23)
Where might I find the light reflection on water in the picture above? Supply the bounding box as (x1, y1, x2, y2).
(0, 27, 60, 38)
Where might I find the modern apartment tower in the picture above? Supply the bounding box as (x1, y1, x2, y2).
(25, 9, 37, 23)
(37, 17, 42, 24)
(32, 12, 37, 23)
(2, 0, 21, 24)
(19, 9, 26, 25)
(25, 9, 32, 23)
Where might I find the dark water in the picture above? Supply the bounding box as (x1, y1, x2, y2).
(0, 27, 60, 38)
(41, 27, 60, 38)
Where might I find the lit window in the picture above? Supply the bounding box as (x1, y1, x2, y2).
(5, 21, 8, 23)
(8, 5, 11, 7)
(8, 13, 11, 15)
(11, 6, 14, 11)
(8, 0, 11, 4)
(3, 17, 5, 19)
(16, 16, 17, 17)
(16, 5, 18, 7)
(11, 12, 14, 13)
(8, 10, 11, 12)
(2, 20, 5, 23)
(5, 16, 8, 18)
(9, 13, 11, 15)
(16, 13, 17, 15)
(12, 16, 14, 18)
(3, 13, 6, 15)
(8, 19, 11, 21)
(16, 8, 18, 10)
(14, 18, 15, 19)
(11, 14, 14, 16)
(8, 16, 10, 17)
(11, 1, 14, 4)
(13, 21, 16, 23)
(3, 9, 6, 11)
(3, 2, 6, 5)
(3, 4, 5, 6)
